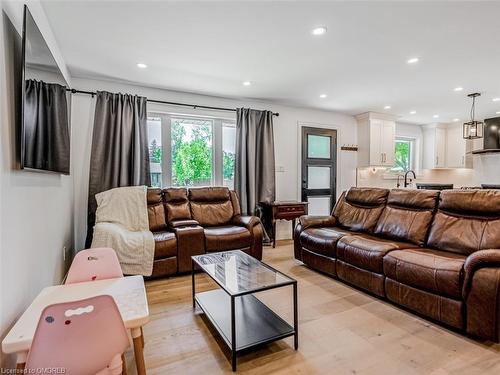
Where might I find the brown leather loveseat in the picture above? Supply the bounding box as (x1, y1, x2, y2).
(147, 186, 263, 277)
(294, 187, 500, 342)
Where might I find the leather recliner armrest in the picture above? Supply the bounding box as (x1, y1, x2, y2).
(231, 215, 261, 230)
(463, 249, 500, 298)
(298, 215, 337, 230)
(169, 219, 200, 229)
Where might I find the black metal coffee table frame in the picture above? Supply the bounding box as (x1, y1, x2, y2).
(191, 251, 298, 371)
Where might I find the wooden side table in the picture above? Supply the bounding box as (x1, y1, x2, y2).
(261, 201, 309, 248)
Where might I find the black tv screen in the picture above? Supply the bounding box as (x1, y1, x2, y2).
(21, 5, 70, 174)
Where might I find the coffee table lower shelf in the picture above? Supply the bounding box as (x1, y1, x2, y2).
(195, 289, 295, 368)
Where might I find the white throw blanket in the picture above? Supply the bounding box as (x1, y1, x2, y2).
(91, 186, 155, 276)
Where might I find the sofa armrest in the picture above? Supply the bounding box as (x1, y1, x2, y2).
(298, 215, 337, 230)
(463, 249, 500, 342)
(463, 249, 500, 298)
(168, 219, 199, 229)
(231, 215, 261, 230)
(232, 215, 263, 260)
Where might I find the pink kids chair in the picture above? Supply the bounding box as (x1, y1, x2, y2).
(25, 295, 129, 375)
(65, 247, 144, 354)
(66, 247, 123, 284)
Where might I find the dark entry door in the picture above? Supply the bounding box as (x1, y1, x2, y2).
(301, 127, 337, 216)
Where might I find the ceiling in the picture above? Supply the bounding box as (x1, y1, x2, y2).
(41, 1, 500, 124)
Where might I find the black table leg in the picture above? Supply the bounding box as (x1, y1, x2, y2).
(293, 282, 298, 350)
(231, 296, 236, 371)
(272, 220, 277, 248)
(192, 259, 196, 309)
(292, 218, 296, 239)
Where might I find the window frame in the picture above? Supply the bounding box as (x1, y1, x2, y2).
(391, 136, 416, 172)
(148, 112, 236, 188)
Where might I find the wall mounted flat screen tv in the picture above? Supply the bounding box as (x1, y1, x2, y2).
(21, 5, 71, 174)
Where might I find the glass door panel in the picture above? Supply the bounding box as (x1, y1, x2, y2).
(307, 135, 331, 159)
(307, 166, 331, 189)
(307, 196, 332, 216)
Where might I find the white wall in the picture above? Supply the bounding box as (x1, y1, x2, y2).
(0, 1, 73, 368)
(473, 154, 500, 185)
(70, 77, 357, 248)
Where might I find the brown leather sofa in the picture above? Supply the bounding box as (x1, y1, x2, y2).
(147, 186, 263, 277)
(294, 187, 500, 342)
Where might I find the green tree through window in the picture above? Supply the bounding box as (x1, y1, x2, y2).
(171, 120, 213, 186)
(149, 139, 161, 163)
(394, 140, 411, 171)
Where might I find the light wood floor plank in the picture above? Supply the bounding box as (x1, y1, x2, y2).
(124, 241, 500, 374)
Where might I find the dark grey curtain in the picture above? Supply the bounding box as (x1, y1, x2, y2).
(86, 91, 150, 246)
(235, 107, 276, 217)
(23, 79, 70, 173)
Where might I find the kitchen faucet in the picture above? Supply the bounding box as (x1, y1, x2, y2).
(396, 174, 404, 188)
(404, 170, 416, 188)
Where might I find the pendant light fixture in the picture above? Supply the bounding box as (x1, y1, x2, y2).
(463, 93, 484, 139)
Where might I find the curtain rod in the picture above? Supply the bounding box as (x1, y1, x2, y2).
(67, 88, 280, 116)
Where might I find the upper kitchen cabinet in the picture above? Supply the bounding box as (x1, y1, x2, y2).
(422, 124, 447, 168)
(356, 112, 396, 167)
(447, 123, 472, 168)
(422, 123, 471, 169)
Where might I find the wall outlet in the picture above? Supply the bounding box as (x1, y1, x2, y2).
(276, 166, 285, 172)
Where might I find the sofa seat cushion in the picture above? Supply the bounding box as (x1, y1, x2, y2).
(153, 231, 177, 259)
(204, 225, 252, 252)
(337, 234, 418, 273)
(299, 227, 352, 257)
(383, 248, 466, 299)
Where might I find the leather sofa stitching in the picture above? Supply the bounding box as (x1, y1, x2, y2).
(478, 222, 488, 252)
(407, 211, 418, 242)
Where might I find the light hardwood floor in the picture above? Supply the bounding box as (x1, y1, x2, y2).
(126, 241, 500, 374)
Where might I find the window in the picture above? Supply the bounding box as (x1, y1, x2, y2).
(147, 113, 236, 188)
(148, 117, 162, 188)
(393, 138, 414, 172)
(222, 123, 236, 189)
(171, 117, 213, 187)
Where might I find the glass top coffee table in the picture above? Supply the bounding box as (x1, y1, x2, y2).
(191, 250, 298, 371)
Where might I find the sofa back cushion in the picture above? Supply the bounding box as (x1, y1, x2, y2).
(333, 187, 389, 233)
(374, 189, 439, 245)
(163, 188, 191, 224)
(147, 188, 167, 231)
(427, 190, 500, 255)
(189, 187, 234, 226)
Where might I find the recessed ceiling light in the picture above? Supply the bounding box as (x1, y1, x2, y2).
(493, 98, 500, 102)
(136, 63, 147, 69)
(433, 114, 439, 118)
(319, 94, 327, 99)
(384, 105, 391, 110)
(453, 118, 460, 122)
(497, 111, 500, 114)
(242, 81, 251, 86)
(454, 87, 463, 92)
(407, 57, 419, 64)
(312, 26, 327, 36)
(409, 110, 417, 114)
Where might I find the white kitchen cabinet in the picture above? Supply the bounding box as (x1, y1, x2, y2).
(423, 123, 472, 169)
(422, 124, 447, 169)
(446, 123, 471, 168)
(356, 112, 396, 167)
